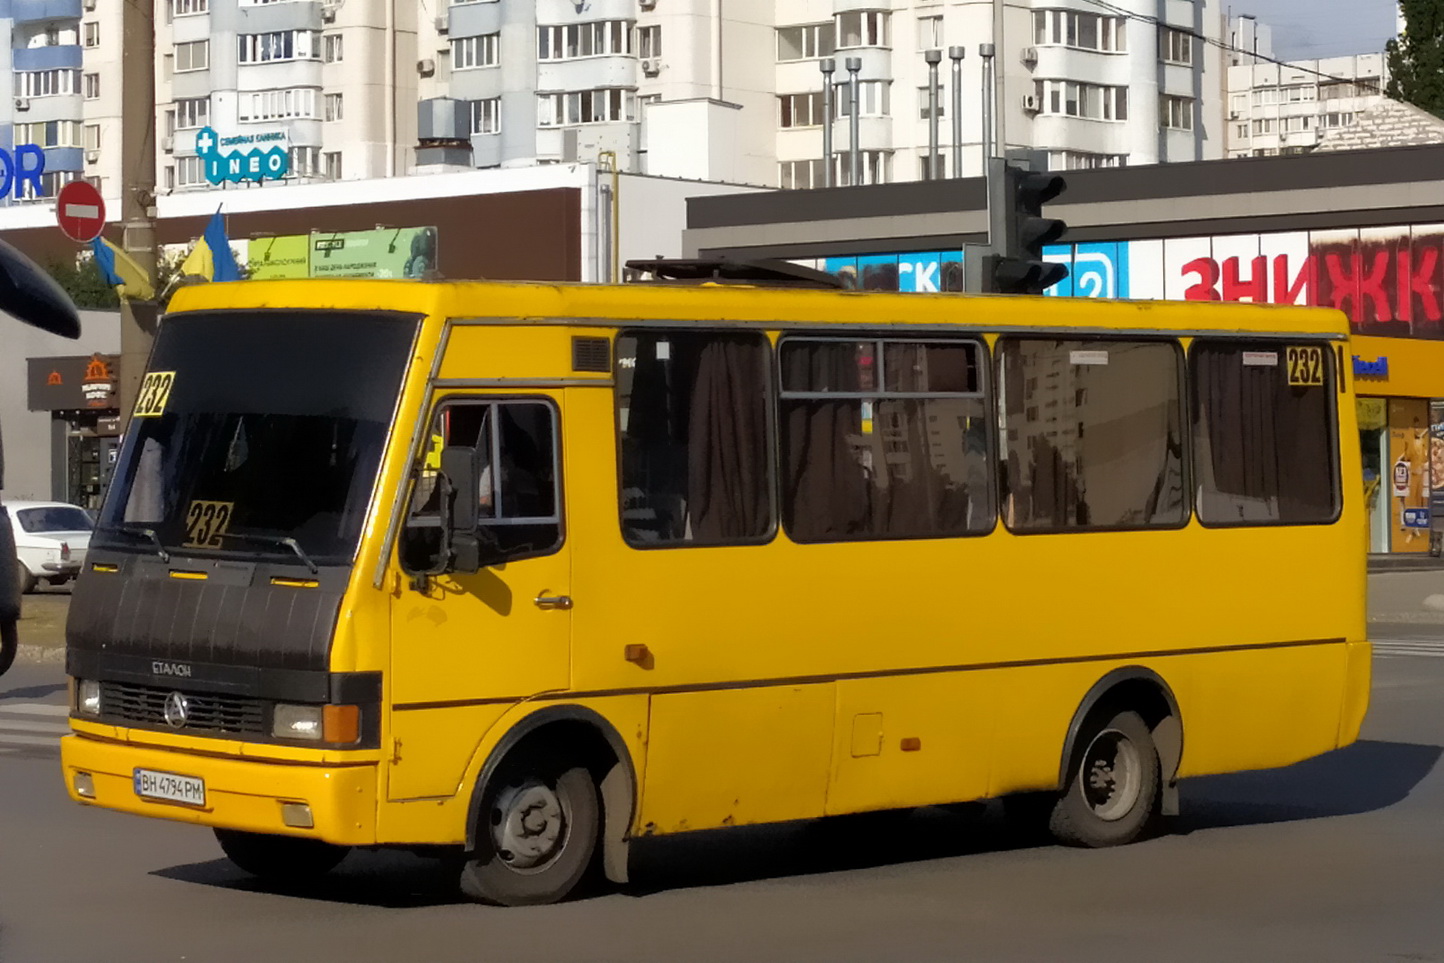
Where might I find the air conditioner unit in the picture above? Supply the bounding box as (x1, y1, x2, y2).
(435, 15, 448, 34)
(1021, 93, 1040, 113)
(321, 6, 336, 22)
(417, 58, 436, 77)
(86, 149, 99, 163)
(639, 0, 656, 9)
(1021, 45, 1038, 66)
(161, 136, 174, 152)
(641, 58, 660, 76)
(14, 97, 29, 112)
(82, 0, 96, 9)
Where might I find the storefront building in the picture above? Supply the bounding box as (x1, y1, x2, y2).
(24, 354, 122, 510)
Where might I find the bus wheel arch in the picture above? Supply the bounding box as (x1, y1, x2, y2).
(1060, 668, 1183, 819)
(462, 706, 636, 903)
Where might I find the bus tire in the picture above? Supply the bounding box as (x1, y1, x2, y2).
(0, 618, 16, 677)
(1048, 709, 1159, 848)
(459, 755, 599, 907)
(214, 828, 350, 879)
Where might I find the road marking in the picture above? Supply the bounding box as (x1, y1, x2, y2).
(1, 703, 69, 717)
(1372, 638, 1444, 658)
(0, 720, 68, 735)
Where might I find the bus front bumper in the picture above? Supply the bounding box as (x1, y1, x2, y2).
(60, 732, 379, 847)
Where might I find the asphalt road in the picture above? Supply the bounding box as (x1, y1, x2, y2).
(2, 594, 1444, 961)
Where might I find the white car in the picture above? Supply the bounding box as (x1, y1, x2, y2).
(6, 500, 93, 594)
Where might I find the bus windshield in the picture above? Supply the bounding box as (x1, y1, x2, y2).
(95, 311, 419, 566)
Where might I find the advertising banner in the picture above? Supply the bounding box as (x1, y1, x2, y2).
(309, 227, 439, 280)
(1430, 400, 1444, 531)
(247, 235, 310, 280)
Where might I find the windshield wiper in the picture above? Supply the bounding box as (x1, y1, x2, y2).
(216, 533, 319, 574)
(97, 526, 170, 563)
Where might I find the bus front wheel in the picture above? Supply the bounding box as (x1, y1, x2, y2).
(214, 828, 350, 879)
(459, 756, 599, 906)
(1049, 709, 1160, 848)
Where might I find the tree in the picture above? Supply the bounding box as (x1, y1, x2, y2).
(45, 254, 120, 311)
(1387, 0, 1444, 116)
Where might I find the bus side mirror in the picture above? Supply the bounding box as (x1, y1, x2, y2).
(441, 446, 482, 575)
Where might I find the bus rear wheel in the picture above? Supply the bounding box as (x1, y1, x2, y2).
(459, 757, 599, 906)
(214, 828, 350, 879)
(1049, 709, 1160, 848)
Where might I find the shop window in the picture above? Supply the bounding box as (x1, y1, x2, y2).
(616, 331, 772, 546)
(1191, 340, 1338, 525)
(780, 338, 991, 541)
(999, 338, 1185, 531)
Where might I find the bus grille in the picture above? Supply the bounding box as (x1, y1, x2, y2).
(99, 681, 266, 736)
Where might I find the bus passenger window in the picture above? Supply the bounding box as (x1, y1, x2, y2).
(615, 331, 772, 546)
(998, 339, 1185, 532)
(1191, 341, 1339, 525)
(780, 338, 992, 542)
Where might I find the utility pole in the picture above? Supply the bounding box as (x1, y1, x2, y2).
(118, 1, 158, 429)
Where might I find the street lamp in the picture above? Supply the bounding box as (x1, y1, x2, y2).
(819, 58, 836, 187)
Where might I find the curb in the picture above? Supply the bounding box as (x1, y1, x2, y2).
(15, 645, 65, 666)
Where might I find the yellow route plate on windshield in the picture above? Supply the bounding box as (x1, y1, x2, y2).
(133, 370, 176, 418)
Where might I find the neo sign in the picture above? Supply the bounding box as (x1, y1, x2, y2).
(0, 144, 46, 199)
(194, 126, 290, 185)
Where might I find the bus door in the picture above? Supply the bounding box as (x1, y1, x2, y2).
(387, 394, 570, 801)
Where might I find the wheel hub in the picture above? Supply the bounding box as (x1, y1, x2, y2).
(1079, 728, 1142, 822)
(492, 782, 566, 870)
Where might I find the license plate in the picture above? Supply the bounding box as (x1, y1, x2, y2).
(133, 768, 207, 807)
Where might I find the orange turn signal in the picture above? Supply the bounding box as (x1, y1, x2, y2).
(322, 704, 360, 744)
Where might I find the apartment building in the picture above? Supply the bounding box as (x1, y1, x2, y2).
(1225, 51, 1388, 158)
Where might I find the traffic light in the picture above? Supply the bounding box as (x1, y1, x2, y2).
(988, 164, 1069, 295)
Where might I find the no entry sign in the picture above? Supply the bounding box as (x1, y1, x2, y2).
(56, 180, 106, 243)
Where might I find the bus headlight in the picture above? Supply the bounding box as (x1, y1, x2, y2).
(77, 679, 101, 717)
(272, 704, 360, 744)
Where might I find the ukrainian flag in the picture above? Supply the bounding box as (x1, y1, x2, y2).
(180, 207, 242, 282)
(90, 236, 155, 301)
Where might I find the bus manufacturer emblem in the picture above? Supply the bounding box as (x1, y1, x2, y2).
(163, 692, 190, 729)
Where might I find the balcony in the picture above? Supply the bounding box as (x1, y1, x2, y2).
(12, 0, 82, 23)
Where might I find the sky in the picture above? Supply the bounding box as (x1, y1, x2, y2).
(1238, 0, 1400, 61)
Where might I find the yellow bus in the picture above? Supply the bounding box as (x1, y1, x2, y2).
(61, 270, 1370, 906)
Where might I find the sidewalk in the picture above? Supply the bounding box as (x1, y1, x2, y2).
(1369, 569, 1444, 624)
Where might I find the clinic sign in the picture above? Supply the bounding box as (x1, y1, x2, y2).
(0, 144, 46, 198)
(194, 127, 290, 185)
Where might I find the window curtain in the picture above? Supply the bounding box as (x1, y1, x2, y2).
(685, 338, 770, 540)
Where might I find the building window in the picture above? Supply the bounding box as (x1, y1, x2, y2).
(172, 0, 209, 13)
(999, 338, 1185, 532)
(324, 151, 342, 180)
(536, 21, 630, 61)
(453, 33, 499, 69)
(175, 96, 209, 129)
(83, 22, 99, 47)
(918, 152, 945, 179)
(176, 155, 206, 188)
(83, 72, 99, 99)
(1234, 122, 1249, 138)
(175, 40, 209, 72)
(781, 338, 991, 541)
(15, 69, 82, 98)
(15, 121, 83, 148)
(616, 331, 773, 547)
(324, 93, 342, 121)
(778, 91, 826, 128)
(1035, 80, 1129, 120)
(470, 97, 501, 134)
(323, 33, 343, 63)
(1283, 115, 1312, 133)
(1161, 94, 1193, 130)
(1191, 340, 1338, 525)
(1047, 150, 1126, 170)
(837, 80, 889, 117)
(1160, 27, 1192, 65)
(238, 31, 319, 64)
(917, 83, 943, 119)
(289, 146, 320, 177)
(238, 88, 318, 122)
(84, 124, 100, 151)
(1321, 77, 1379, 99)
(536, 88, 635, 126)
(637, 24, 661, 59)
(836, 10, 889, 48)
(779, 158, 827, 189)
(917, 13, 943, 50)
(776, 22, 835, 61)
(835, 149, 891, 186)
(1033, 9, 1126, 52)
